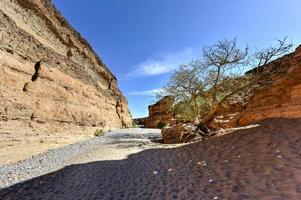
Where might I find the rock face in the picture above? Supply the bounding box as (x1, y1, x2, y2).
(231, 45, 301, 126)
(0, 0, 131, 135)
(145, 96, 174, 128)
(208, 45, 301, 128)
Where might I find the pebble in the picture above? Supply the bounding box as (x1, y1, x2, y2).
(198, 161, 208, 167)
(153, 171, 159, 175)
(167, 168, 174, 172)
(209, 178, 214, 183)
(0, 129, 162, 188)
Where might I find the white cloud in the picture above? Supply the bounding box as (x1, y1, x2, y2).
(128, 88, 164, 96)
(128, 47, 200, 77)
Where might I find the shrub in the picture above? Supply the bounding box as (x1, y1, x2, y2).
(174, 98, 207, 122)
(94, 129, 105, 137)
(131, 120, 137, 128)
(157, 121, 167, 129)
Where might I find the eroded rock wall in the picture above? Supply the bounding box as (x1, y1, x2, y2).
(0, 0, 131, 134)
(234, 45, 301, 126)
(221, 45, 301, 127)
(145, 96, 174, 128)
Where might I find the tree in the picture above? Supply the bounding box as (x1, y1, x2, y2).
(249, 36, 293, 76)
(160, 37, 293, 125)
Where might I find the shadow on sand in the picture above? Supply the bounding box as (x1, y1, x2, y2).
(1, 118, 301, 200)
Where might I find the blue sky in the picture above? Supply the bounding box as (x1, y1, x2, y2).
(52, 0, 301, 118)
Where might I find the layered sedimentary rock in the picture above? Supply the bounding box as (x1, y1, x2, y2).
(233, 45, 301, 126)
(212, 45, 301, 127)
(145, 96, 174, 128)
(0, 0, 131, 134)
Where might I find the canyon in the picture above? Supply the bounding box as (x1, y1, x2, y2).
(0, 0, 131, 164)
(1, 1, 301, 199)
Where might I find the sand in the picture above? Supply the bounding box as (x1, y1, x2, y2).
(0, 128, 180, 189)
(1, 118, 301, 199)
(0, 129, 92, 165)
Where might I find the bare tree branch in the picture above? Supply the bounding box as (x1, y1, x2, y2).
(161, 37, 293, 125)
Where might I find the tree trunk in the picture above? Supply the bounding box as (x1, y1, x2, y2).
(200, 105, 219, 125)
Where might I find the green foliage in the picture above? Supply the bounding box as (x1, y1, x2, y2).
(156, 121, 167, 129)
(174, 100, 198, 122)
(174, 97, 210, 122)
(131, 120, 138, 128)
(94, 129, 105, 137)
(131, 121, 137, 128)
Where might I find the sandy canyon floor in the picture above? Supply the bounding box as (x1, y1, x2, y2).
(0, 127, 93, 165)
(1, 118, 301, 199)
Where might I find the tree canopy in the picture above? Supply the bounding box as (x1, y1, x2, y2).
(158, 37, 293, 124)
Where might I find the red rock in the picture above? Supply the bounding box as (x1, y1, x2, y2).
(145, 96, 174, 128)
(231, 45, 301, 126)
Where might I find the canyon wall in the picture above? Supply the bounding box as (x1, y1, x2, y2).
(232, 45, 301, 126)
(210, 45, 301, 128)
(0, 0, 131, 135)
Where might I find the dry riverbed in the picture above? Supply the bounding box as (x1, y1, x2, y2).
(2, 118, 301, 199)
(0, 130, 93, 165)
(0, 128, 182, 189)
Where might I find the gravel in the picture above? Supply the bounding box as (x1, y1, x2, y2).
(0, 128, 162, 189)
